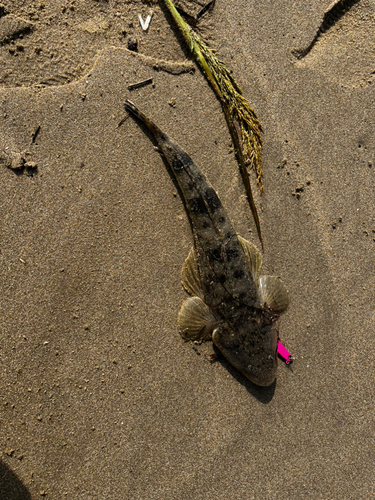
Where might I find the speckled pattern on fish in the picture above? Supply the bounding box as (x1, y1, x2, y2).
(124, 99, 289, 386)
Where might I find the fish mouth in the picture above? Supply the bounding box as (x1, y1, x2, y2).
(240, 368, 277, 387)
(240, 355, 278, 387)
(217, 345, 277, 387)
(212, 326, 278, 387)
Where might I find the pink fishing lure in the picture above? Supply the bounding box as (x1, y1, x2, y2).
(277, 341, 294, 365)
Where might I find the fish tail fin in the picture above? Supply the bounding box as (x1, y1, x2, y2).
(124, 100, 166, 142)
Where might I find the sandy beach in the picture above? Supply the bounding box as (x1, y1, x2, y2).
(0, 1, 374, 498)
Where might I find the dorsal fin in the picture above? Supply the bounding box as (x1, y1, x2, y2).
(258, 275, 289, 314)
(238, 235, 262, 279)
(181, 247, 204, 298)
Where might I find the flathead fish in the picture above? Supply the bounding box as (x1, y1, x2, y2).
(124, 99, 289, 386)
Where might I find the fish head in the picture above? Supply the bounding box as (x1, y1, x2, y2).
(212, 319, 279, 387)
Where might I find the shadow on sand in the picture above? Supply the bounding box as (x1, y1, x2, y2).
(0, 460, 31, 500)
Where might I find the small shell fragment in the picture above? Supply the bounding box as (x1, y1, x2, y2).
(138, 11, 153, 31)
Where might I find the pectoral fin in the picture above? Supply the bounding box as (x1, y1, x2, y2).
(178, 297, 217, 340)
(238, 235, 262, 279)
(181, 247, 204, 298)
(258, 275, 289, 314)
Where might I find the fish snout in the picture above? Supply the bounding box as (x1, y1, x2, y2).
(212, 326, 278, 387)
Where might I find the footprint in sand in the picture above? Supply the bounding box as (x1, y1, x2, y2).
(293, 0, 375, 89)
(0, 0, 188, 88)
(0, 1, 138, 87)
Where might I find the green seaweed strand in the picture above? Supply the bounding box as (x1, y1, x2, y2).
(162, 0, 263, 248)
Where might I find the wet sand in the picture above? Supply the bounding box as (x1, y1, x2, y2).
(0, 1, 374, 498)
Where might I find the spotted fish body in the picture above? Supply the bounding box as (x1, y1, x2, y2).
(124, 100, 289, 386)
